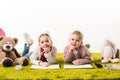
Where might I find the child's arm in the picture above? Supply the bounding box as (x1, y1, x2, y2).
(63, 46, 75, 63)
(73, 47, 91, 65)
(30, 46, 41, 65)
(73, 56, 91, 65)
(44, 46, 57, 64)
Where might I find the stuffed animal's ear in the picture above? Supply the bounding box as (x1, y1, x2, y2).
(14, 38, 18, 44)
(0, 37, 4, 41)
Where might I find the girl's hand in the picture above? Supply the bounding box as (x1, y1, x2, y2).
(69, 45, 76, 52)
(39, 61, 49, 67)
(43, 47, 51, 53)
(72, 60, 80, 65)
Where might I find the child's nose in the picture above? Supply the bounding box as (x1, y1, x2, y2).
(73, 40, 76, 43)
(44, 42, 48, 45)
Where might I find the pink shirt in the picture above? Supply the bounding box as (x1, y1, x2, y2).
(64, 45, 92, 65)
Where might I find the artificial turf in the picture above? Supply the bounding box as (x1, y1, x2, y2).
(0, 53, 120, 80)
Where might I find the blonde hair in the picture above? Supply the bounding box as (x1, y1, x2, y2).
(71, 30, 83, 40)
(38, 33, 52, 43)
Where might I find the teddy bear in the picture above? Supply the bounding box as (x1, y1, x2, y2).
(0, 37, 29, 67)
(101, 40, 119, 63)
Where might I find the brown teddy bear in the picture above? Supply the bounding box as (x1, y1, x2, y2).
(0, 37, 29, 67)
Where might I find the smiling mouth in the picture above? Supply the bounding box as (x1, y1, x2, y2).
(43, 45, 49, 48)
(71, 44, 76, 46)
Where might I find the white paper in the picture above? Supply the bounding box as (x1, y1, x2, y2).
(64, 64, 93, 69)
(30, 64, 60, 69)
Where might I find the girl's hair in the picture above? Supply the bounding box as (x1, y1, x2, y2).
(38, 33, 51, 42)
(71, 30, 83, 40)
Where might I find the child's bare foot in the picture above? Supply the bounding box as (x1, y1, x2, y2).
(85, 44, 90, 49)
(23, 33, 33, 46)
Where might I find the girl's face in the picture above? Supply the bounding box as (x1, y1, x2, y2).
(69, 34, 82, 49)
(39, 36, 52, 48)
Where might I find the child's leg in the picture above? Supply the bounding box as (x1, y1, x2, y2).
(24, 51, 33, 58)
(22, 43, 30, 56)
(22, 33, 33, 57)
(23, 33, 33, 46)
(85, 44, 90, 49)
(85, 44, 94, 60)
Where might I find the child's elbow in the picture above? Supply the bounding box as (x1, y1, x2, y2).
(87, 58, 92, 63)
(49, 60, 56, 64)
(64, 58, 72, 63)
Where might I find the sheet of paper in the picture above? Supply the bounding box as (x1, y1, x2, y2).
(64, 64, 93, 69)
(30, 64, 60, 69)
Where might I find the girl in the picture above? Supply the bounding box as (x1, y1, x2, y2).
(30, 33, 57, 67)
(63, 30, 92, 65)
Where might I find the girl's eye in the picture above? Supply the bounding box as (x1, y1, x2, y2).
(41, 42, 44, 44)
(72, 39, 74, 41)
(45, 40, 49, 42)
(76, 40, 79, 42)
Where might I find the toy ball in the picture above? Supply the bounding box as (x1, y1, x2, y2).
(15, 65, 22, 70)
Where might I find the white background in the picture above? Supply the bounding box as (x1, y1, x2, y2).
(0, 0, 120, 53)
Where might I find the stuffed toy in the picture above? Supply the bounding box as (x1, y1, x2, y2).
(0, 28, 5, 51)
(104, 64, 120, 70)
(0, 28, 5, 37)
(0, 37, 29, 67)
(101, 40, 119, 63)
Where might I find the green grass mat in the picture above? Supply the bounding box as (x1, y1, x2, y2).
(0, 53, 120, 80)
